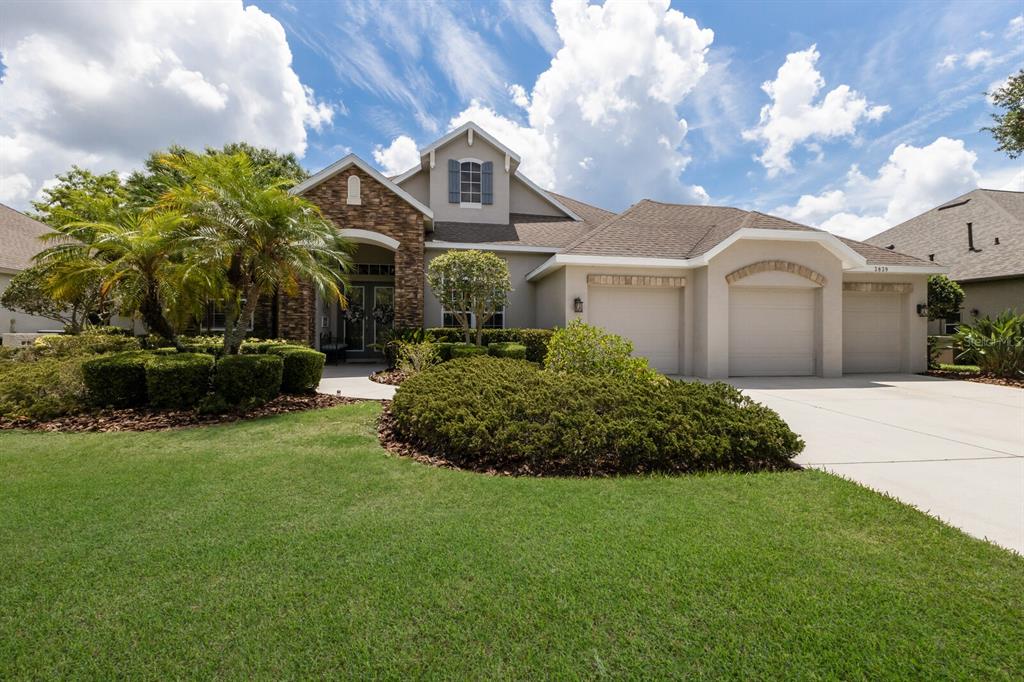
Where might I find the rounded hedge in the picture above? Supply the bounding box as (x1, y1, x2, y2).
(450, 343, 489, 359)
(266, 345, 326, 393)
(427, 328, 552, 363)
(213, 354, 283, 405)
(81, 351, 150, 408)
(488, 342, 527, 360)
(390, 357, 804, 476)
(145, 353, 214, 409)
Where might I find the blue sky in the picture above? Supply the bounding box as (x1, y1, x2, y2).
(2, 0, 1021, 239)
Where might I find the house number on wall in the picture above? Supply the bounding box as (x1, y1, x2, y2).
(874, 266, 889, 273)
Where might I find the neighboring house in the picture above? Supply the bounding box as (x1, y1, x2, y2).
(865, 189, 1024, 334)
(0, 203, 64, 335)
(257, 121, 944, 377)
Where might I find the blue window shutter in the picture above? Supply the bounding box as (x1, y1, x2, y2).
(481, 161, 493, 205)
(448, 159, 459, 203)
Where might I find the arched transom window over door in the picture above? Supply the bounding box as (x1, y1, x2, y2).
(460, 160, 481, 205)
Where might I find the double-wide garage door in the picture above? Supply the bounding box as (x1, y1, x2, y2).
(588, 286, 680, 374)
(729, 288, 815, 376)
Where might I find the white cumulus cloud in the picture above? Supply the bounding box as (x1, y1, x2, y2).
(963, 48, 994, 69)
(742, 44, 890, 177)
(372, 135, 422, 176)
(0, 0, 333, 208)
(775, 137, 981, 239)
(378, 0, 714, 210)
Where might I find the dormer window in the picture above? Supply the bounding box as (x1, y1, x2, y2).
(448, 158, 493, 206)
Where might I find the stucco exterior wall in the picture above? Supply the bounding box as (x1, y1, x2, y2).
(397, 168, 430, 206)
(423, 250, 551, 329)
(534, 267, 566, 329)
(841, 271, 929, 373)
(508, 176, 564, 216)
(962, 277, 1024, 320)
(704, 240, 844, 378)
(428, 136, 511, 224)
(1, 272, 65, 334)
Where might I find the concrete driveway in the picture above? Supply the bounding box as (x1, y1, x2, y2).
(723, 374, 1023, 553)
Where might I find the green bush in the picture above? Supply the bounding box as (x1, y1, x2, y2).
(391, 357, 803, 476)
(488, 342, 527, 360)
(213, 354, 283, 405)
(33, 333, 140, 357)
(545, 320, 663, 385)
(81, 351, 151, 408)
(427, 328, 552, 363)
(79, 325, 132, 336)
(436, 342, 456, 361)
(145, 353, 215, 408)
(151, 347, 178, 356)
(450, 343, 488, 358)
(395, 340, 440, 375)
(375, 327, 435, 368)
(0, 356, 88, 420)
(953, 311, 1024, 377)
(176, 335, 224, 356)
(142, 334, 176, 350)
(266, 345, 325, 393)
(240, 338, 292, 354)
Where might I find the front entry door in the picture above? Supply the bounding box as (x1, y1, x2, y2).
(341, 283, 394, 359)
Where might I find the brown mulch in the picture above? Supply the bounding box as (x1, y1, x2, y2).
(370, 369, 408, 386)
(0, 393, 359, 433)
(925, 371, 1024, 389)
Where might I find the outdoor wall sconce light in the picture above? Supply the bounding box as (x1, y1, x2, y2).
(573, 297, 584, 313)
(916, 303, 929, 317)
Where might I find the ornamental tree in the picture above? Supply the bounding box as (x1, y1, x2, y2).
(983, 69, 1024, 159)
(427, 250, 512, 345)
(0, 263, 108, 334)
(927, 274, 964, 322)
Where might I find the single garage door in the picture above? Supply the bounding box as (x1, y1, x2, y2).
(588, 285, 680, 373)
(843, 291, 902, 373)
(729, 287, 815, 376)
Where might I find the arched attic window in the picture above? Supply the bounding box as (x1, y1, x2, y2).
(347, 174, 361, 205)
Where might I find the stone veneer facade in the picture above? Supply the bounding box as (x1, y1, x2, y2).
(266, 166, 427, 345)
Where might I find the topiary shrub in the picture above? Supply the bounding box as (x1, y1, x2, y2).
(545, 320, 663, 384)
(0, 356, 89, 420)
(240, 338, 292, 355)
(450, 343, 489, 359)
(266, 345, 325, 393)
(427, 328, 552, 363)
(488, 342, 527, 360)
(436, 342, 456, 361)
(144, 353, 215, 408)
(33, 333, 140, 357)
(176, 335, 224, 356)
(151, 347, 178, 356)
(213, 354, 283, 405)
(81, 351, 151, 408)
(390, 357, 803, 476)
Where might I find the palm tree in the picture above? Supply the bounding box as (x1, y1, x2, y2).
(37, 211, 188, 339)
(160, 152, 351, 354)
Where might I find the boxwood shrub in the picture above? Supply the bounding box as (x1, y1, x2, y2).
(391, 357, 804, 476)
(240, 339, 292, 355)
(81, 351, 151, 408)
(450, 343, 489, 359)
(427, 328, 553, 363)
(145, 353, 215, 409)
(213, 354, 283, 405)
(34, 333, 140, 357)
(436, 342, 456, 361)
(488, 342, 527, 360)
(0, 356, 88, 420)
(266, 345, 326, 393)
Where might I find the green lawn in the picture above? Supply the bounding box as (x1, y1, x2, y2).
(2, 403, 1021, 679)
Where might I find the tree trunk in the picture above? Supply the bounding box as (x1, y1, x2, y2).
(140, 280, 175, 339)
(223, 288, 261, 355)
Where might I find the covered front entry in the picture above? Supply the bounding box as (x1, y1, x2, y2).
(588, 283, 681, 374)
(321, 243, 395, 361)
(728, 287, 815, 376)
(842, 290, 903, 373)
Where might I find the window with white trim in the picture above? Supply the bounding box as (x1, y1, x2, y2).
(943, 312, 961, 335)
(460, 160, 481, 205)
(203, 299, 254, 332)
(442, 308, 505, 329)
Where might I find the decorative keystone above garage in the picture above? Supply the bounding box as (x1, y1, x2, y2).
(725, 260, 827, 286)
(842, 281, 913, 293)
(587, 274, 686, 288)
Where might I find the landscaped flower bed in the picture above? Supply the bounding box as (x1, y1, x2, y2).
(385, 356, 804, 476)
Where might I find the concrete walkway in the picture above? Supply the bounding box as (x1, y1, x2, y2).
(720, 374, 1023, 554)
(318, 363, 396, 400)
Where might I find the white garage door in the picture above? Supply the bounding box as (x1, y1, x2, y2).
(588, 286, 680, 373)
(843, 291, 902, 373)
(729, 287, 815, 376)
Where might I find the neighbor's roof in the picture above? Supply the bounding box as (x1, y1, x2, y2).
(865, 189, 1024, 281)
(0, 203, 51, 273)
(557, 199, 928, 266)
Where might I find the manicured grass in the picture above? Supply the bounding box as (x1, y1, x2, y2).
(1, 403, 1021, 678)
(938, 363, 982, 372)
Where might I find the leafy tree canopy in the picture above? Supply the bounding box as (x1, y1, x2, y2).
(30, 166, 128, 228)
(426, 250, 512, 345)
(927, 274, 965, 321)
(0, 263, 109, 333)
(983, 69, 1024, 159)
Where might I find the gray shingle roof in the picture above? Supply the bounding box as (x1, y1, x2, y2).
(0, 203, 51, 273)
(865, 189, 1024, 281)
